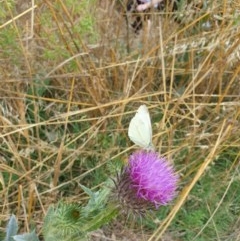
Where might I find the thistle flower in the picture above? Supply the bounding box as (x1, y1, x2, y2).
(114, 150, 178, 215)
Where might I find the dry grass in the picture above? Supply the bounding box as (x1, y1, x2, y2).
(0, 0, 240, 240)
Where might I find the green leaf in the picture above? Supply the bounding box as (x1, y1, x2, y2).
(4, 214, 18, 241)
(81, 204, 119, 232)
(79, 184, 96, 199)
(80, 181, 112, 216)
(13, 230, 39, 241)
(42, 203, 87, 241)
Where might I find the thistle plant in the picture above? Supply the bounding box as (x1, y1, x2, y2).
(3, 106, 179, 241)
(3, 150, 178, 241)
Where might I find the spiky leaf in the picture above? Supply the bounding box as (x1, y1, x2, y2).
(42, 202, 87, 241)
(13, 230, 39, 241)
(80, 181, 112, 216)
(4, 214, 18, 241)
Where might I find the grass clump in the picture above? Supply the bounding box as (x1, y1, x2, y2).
(0, 0, 240, 240)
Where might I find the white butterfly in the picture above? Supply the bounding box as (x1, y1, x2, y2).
(128, 105, 154, 150)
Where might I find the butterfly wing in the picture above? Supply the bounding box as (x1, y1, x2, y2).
(128, 105, 153, 149)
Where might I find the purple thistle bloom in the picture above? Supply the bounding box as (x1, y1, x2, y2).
(127, 150, 178, 208)
(113, 150, 178, 216)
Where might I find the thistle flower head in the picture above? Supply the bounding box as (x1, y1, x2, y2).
(114, 150, 178, 215)
(128, 150, 178, 207)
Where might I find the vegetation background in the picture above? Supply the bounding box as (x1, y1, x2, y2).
(0, 0, 240, 240)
